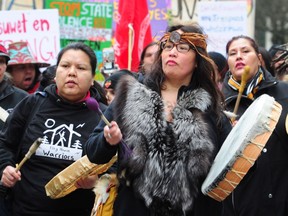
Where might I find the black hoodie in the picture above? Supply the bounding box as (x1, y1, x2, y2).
(0, 84, 106, 216)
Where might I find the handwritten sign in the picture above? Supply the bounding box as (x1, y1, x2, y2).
(198, 1, 247, 55)
(148, 0, 169, 40)
(45, 0, 114, 79)
(0, 9, 60, 65)
(65, 0, 169, 42)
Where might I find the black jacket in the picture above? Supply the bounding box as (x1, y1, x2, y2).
(0, 76, 28, 129)
(222, 69, 288, 216)
(0, 84, 106, 216)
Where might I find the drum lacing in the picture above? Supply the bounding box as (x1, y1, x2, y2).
(269, 103, 282, 123)
(210, 169, 247, 201)
(210, 190, 225, 201)
(225, 170, 245, 187)
(238, 154, 256, 165)
(249, 140, 265, 150)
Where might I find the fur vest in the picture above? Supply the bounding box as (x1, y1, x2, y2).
(114, 76, 215, 215)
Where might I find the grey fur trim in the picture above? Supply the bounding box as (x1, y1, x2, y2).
(113, 76, 215, 213)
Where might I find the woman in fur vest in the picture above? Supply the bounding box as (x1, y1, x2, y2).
(85, 23, 232, 216)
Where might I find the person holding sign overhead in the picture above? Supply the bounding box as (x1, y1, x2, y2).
(221, 35, 288, 216)
(0, 42, 107, 216)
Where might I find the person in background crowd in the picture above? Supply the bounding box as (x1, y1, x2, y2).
(270, 43, 288, 81)
(6, 41, 50, 94)
(221, 35, 288, 216)
(0, 44, 28, 216)
(0, 42, 107, 216)
(208, 51, 228, 89)
(259, 46, 274, 76)
(0, 44, 28, 127)
(38, 65, 57, 91)
(103, 69, 135, 104)
(138, 42, 159, 82)
(85, 23, 231, 216)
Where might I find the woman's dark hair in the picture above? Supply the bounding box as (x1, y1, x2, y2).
(144, 23, 224, 118)
(56, 42, 97, 75)
(38, 65, 57, 91)
(259, 47, 274, 76)
(92, 80, 108, 105)
(208, 51, 229, 82)
(226, 35, 259, 55)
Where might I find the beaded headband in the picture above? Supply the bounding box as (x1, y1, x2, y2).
(159, 31, 213, 63)
(160, 31, 207, 50)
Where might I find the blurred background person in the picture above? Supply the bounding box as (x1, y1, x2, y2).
(137, 42, 159, 82)
(0, 43, 28, 216)
(6, 41, 50, 94)
(259, 46, 274, 76)
(270, 43, 288, 81)
(208, 51, 228, 89)
(103, 69, 134, 104)
(0, 43, 28, 125)
(38, 65, 57, 91)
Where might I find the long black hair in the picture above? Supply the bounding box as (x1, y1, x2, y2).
(144, 23, 224, 119)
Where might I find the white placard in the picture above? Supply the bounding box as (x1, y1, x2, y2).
(0, 9, 61, 65)
(198, 1, 247, 55)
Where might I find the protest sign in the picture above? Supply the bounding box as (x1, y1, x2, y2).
(198, 1, 247, 55)
(45, 0, 113, 79)
(0, 9, 60, 65)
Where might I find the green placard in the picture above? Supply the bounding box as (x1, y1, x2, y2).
(44, 0, 114, 81)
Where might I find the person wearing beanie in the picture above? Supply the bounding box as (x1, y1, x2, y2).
(103, 69, 134, 104)
(208, 51, 228, 89)
(0, 44, 28, 216)
(6, 41, 50, 94)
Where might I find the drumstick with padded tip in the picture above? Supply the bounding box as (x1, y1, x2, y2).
(231, 65, 250, 123)
(86, 97, 111, 127)
(86, 97, 132, 160)
(15, 138, 43, 172)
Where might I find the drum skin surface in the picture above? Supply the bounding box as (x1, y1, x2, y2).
(45, 155, 117, 199)
(201, 94, 282, 202)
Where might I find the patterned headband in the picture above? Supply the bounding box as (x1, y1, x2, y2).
(159, 31, 207, 50)
(159, 31, 213, 64)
